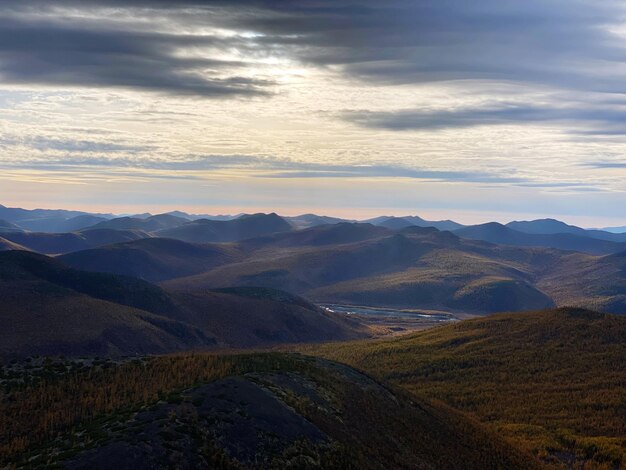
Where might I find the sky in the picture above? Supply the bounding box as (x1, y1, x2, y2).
(2, 1, 626, 226)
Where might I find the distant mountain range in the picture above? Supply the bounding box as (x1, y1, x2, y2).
(454, 222, 626, 255)
(52, 222, 626, 315)
(3, 203, 626, 317)
(2, 201, 626, 242)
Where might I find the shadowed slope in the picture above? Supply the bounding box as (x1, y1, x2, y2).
(156, 212, 292, 243)
(59, 237, 243, 282)
(0, 252, 366, 358)
(455, 222, 626, 255)
(165, 227, 556, 314)
(90, 214, 188, 232)
(0, 237, 28, 251)
(507, 218, 626, 242)
(285, 213, 350, 229)
(366, 215, 464, 231)
(171, 287, 366, 348)
(0, 251, 212, 358)
(0, 229, 150, 254)
(239, 222, 391, 250)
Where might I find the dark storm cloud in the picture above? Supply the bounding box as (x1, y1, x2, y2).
(583, 161, 626, 169)
(0, 1, 625, 96)
(344, 103, 626, 132)
(0, 16, 272, 96)
(230, 0, 626, 93)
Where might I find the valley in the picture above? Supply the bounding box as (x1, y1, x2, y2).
(320, 304, 458, 335)
(0, 205, 625, 469)
(5, 3, 626, 468)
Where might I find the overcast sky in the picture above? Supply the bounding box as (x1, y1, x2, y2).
(2, 0, 626, 225)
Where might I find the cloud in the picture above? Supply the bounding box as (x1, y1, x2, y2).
(0, 136, 153, 153)
(0, 15, 273, 97)
(1, 1, 626, 97)
(261, 165, 526, 184)
(343, 102, 626, 132)
(0, 152, 595, 190)
(583, 161, 626, 169)
(208, 0, 626, 92)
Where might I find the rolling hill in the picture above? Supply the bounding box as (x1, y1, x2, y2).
(239, 222, 391, 249)
(51, 221, 626, 315)
(536, 250, 626, 313)
(307, 308, 626, 468)
(454, 222, 626, 255)
(0, 204, 89, 224)
(0, 204, 114, 232)
(0, 228, 150, 254)
(1, 353, 539, 469)
(172, 287, 365, 348)
(0, 251, 211, 358)
(156, 212, 293, 242)
(285, 213, 351, 229)
(50, 214, 108, 232)
(91, 213, 189, 232)
(507, 218, 626, 242)
(0, 251, 366, 359)
(59, 237, 244, 282)
(366, 215, 464, 231)
(163, 226, 560, 314)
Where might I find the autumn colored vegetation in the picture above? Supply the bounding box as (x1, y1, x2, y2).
(1, 353, 538, 469)
(304, 308, 626, 469)
(0, 354, 235, 464)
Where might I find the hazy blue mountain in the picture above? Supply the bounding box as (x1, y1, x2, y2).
(454, 222, 626, 254)
(165, 210, 238, 221)
(54, 215, 109, 232)
(60, 238, 244, 282)
(15, 214, 108, 233)
(165, 210, 193, 220)
(156, 213, 292, 243)
(597, 225, 626, 234)
(366, 215, 464, 231)
(0, 204, 116, 232)
(285, 213, 351, 229)
(506, 218, 586, 235)
(373, 216, 415, 230)
(507, 218, 626, 242)
(0, 204, 86, 223)
(90, 214, 188, 232)
(0, 229, 150, 254)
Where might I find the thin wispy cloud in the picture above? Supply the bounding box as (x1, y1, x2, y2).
(0, 152, 599, 192)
